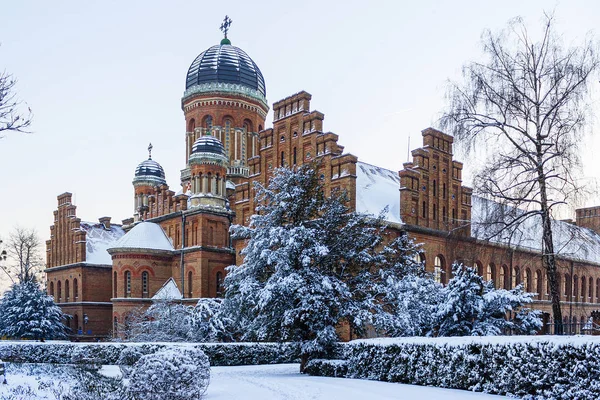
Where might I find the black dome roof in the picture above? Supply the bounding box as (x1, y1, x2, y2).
(192, 135, 227, 157)
(135, 159, 166, 179)
(185, 42, 266, 97)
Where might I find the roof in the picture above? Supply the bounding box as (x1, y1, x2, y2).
(185, 43, 266, 97)
(109, 221, 174, 252)
(152, 278, 183, 300)
(80, 222, 125, 265)
(135, 158, 165, 179)
(471, 196, 600, 265)
(191, 135, 227, 157)
(355, 161, 402, 224)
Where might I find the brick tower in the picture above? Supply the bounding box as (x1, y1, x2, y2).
(180, 18, 268, 188)
(132, 143, 168, 221)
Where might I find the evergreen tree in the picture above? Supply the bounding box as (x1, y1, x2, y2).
(434, 264, 541, 336)
(222, 164, 420, 371)
(0, 280, 66, 340)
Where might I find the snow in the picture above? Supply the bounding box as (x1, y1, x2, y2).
(0, 363, 506, 399)
(350, 334, 600, 347)
(109, 221, 174, 252)
(471, 196, 600, 265)
(205, 364, 505, 399)
(355, 162, 401, 224)
(152, 277, 183, 300)
(80, 222, 125, 265)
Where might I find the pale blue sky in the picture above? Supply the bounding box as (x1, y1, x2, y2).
(0, 0, 599, 270)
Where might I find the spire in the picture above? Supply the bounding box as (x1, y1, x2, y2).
(220, 15, 232, 45)
(148, 143, 153, 160)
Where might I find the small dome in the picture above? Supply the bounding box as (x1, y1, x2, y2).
(192, 135, 227, 157)
(135, 159, 165, 179)
(185, 43, 266, 97)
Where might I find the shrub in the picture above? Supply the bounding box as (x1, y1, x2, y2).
(128, 349, 210, 400)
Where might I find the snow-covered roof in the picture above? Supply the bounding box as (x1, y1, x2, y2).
(471, 196, 600, 265)
(152, 278, 183, 300)
(110, 221, 174, 252)
(355, 162, 401, 224)
(80, 222, 125, 265)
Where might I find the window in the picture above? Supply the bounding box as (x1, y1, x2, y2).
(535, 270, 542, 299)
(73, 278, 78, 300)
(203, 115, 212, 130)
(525, 269, 532, 292)
(442, 183, 446, 199)
(216, 271, 223, 297)
(293, 147, 297, 165)
(188, 118, 196, 132)
(500, 265, 508, 289)
(512, 266, 520, 288)
(65, 279, 70, 301)
(422, 202, 427, 218)
(281, 151, 285, 167)
(475, 261, 483, 276)
(434, 256, 445, 284)
(113, 272, 117, 298)
(57, 281, 62, 302)
(574, 275, 579, 300)
(486, 264, 494, 283)
(125, 271, 131, 298)
(589, 277, 594, 302)
(581, 276, 586, 301)
(433, 180, 437, 196)
(142, 271, 149, 298)
(74, 314, 79, 333)
(49, 281, 55, 297)
(188, 271, 193, 297)
(433, 205, 437, 221)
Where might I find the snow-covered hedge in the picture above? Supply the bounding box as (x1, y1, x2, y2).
(0, 341, 299, 366)
(306, 336, 600, 399)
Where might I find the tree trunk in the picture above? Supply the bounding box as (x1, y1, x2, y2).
(538, 170, 563, 334)
(300, 353, 309, 373)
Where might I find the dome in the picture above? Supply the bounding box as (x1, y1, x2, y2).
(192, 135, 227, 157)
(133, 158, 167, 186)
(135, 159, 165, 179)
(185, 42, 266, 98)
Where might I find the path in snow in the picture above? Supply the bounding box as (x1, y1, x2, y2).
(206, 363, 506, 400)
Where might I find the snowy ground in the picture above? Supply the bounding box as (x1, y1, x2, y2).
(206, 364, 507, 400)
(0, 363, 507, 399)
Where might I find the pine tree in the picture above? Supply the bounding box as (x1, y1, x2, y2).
(434, 264, 541, 336)
(222, 164, 420, 371)
(0, 280, 66, 340)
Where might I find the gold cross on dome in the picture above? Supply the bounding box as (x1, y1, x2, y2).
(148, 143, 153, 159)
(220, 15, 232, 38)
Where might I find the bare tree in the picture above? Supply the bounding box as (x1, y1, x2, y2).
(0, 227, 43, 284)
(0, 47, 33, 136)
(441, 14, 599, 334)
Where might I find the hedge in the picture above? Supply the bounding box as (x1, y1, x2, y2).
(0, 341, 299, 366)
(305, 336, 600, 399)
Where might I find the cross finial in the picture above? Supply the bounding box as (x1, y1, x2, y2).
(220, 15, 232, 39)
(148, 143, 153, 159)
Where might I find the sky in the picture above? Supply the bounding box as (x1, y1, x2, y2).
(0, 0, 599, 281)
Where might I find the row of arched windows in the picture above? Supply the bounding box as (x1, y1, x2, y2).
(113, 271, 149, 298)
(417, 254, 600, 303)
(49, 278, 78, 303)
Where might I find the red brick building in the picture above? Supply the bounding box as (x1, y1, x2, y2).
(46, 28, 600, 339)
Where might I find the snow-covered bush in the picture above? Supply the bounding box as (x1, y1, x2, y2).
(128, 349, 210, 400)
(0, 280, 66, 340)
(304, 359, 348, 377)
(305, 336, 600, 399)
(0, 342, 299, 367)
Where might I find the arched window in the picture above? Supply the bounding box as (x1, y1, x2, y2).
(73, 278, 78, 300)
(216, 271, 223, 297)
(142, 271, 149, 298)
(565, 273, 571, 300)
(188, 118, 196, 132)
(589, 277, 594, 302)
(224, 118, 232, 151)
(535, 270, 543, 299)
(293, 147, 297, 165)
(500, 265, 509, 289)
(203, 115, 212, 130)
(442, 183, 446, 199)
(281, 151, 285, 167)
(188, 271, 193, 297)
(49, 281, 55, 298)
(574, 275, 579, 300)
(474, 261, 483, 276)
(57, 281, 62, 302)
(422, 202, 427, 218)
(434, 255, 445, 284)
(486, 263, 495, 284)
(65, 279, 70, 302)
(113, 271, 117, 298)
(433, 180, 437, 196)
(512, 266, 520, 288)
(596, 278, 600, 303)
(557, 273, 562, 297)
(525, 269, 532, 292)
(414, 252, 426, 268)
(125, 271, 131, 298)
(581, 276, 586, 301)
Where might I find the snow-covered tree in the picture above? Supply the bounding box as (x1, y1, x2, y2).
(435, 264, 541, 336)
(222, 164, 421, 371)
(0, 280, 66, 340)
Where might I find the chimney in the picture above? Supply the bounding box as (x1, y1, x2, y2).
(99, 216, 111, 230)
